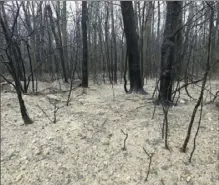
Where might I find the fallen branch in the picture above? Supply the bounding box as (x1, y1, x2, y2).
(101, 119, 108, 127)
(135, 105, 147, 109)
(121, 129, 128, 151)
(143, 147, 154, 182)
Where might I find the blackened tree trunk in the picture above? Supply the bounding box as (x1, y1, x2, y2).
(158, 2, 182, 105)
(104, 2, 112, 84)
(111, 2, 117, 84)
(14, 68, 33, 125)
(121, 1, 145, 94)
(81, 1, 88, 88)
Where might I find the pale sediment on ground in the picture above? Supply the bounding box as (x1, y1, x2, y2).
(1, 80, 219, 185)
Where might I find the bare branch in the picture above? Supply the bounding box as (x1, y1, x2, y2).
(37, 104, 53, 124)
(189, 100, 203, 163)
(121, 129, 128, 151)
(143, 147, 154, 182)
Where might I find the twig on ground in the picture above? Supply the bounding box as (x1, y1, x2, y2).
(135, 105, 147, 109)
(101, 119, 108, 127)
(52, 103, 65, 123)
(37, 104, 53, 124)
(37, 97, 66, 124)
(68, 93, 84, 105)
(129, 105, 147, 112)
(121, 129, 128, 151)
(143, 147, 154, 182)
(53, 103, 58, 123)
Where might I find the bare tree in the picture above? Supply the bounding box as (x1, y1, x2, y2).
(81, 1, 88, 88)
(0, 2, 33, 124)
(121, 1, 146, 94)
(158, 2, 183, 105)
(181, 2, 215, 153)
(111, 2, 118, 84)
(46, 4, 68, 83)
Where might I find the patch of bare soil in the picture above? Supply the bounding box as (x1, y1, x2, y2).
(1, 80, 219, 185)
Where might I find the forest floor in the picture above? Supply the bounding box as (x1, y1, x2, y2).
(1, 79, 219, 185)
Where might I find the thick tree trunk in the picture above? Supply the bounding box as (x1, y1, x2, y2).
(16, 85, 33, 124)
(158, 2, 182, 105)
(121, 1, 145, 94)
(139, 2, 146, 84)
(10, 56, 33, 124)
(81, 1, 88, 88)
(111, 2, 117, 84)
(62, 1, 68, 68)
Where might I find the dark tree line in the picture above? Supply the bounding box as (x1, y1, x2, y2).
(1, 2, 218, 86)
(0, 1, 219, 126)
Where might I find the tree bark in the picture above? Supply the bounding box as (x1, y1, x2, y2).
(111, 2, 117, 84)
(81, 1, 88, 88)
(158, 2, 182, 105)
(121, 1, 145, 94)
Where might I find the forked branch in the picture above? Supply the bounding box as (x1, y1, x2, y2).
(143, 147, 154, 182)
